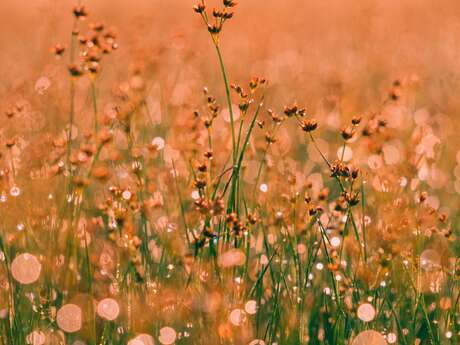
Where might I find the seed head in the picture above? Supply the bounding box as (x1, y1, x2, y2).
(193, 4, 206, 13)
(212, 198, 225, 215)
(265, 132, 276, 144)
(194, 178, 207, 189)
(284, 105, 298, 117)
(340, 127, 354, 140)
(351, 116, 361, 126)
(5, 106, 15, 119)
(351, 167, 360, 179)
(51, 43, 66, 57)
(73, 4, 89, 19)
(196, 162, 207, 172)
(268, 109, 284, 124)
(300, 119, 318, 132)
(223, 12, 234, 19)
(330, 161, 350, 178)
(90, 22, 105, 32)
(343, 191, 360, 206)
(226, 212, 238, 224)
(88, 61, 100, 74)
(239, 101, 250, 113)
(5, 138, 15, 148)
(68, 64, 84, 77)
(204, 151, 213, 160)
(389, 87, 401, 100)
(247, 213, 258, 225)
(207, 24, 221, 34)
(224, 0, 237, 7)
(212, 9, 224, 18)
(377, 119, 387, 128)
(419, 191, 428, 203)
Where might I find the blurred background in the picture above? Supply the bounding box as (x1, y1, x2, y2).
(2, 0, 460, 102)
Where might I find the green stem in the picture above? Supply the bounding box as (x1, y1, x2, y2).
(214, 44, 237, 163)
(90, 79, 98, 134)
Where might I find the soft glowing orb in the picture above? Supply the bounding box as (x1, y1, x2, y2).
(229, 308, 246, 326)
(35, 76, 51, 95)
(337, 146, 352, 162)
(128, 334, 155, 345)
(26, 330, 46, 345)
(97, 298, 120, 321)
(151, 137, 165, 150)
(11, 253, 41, 284)
(159, 327, 177, 345)
(122, 190, 132, 200)
(218, 249, 246, 268)
(10, 186, 21, 197)
(387, 332, 397, 344)
(420, 249, 441, 272)
(351, 330, 386, 345)
(357, 303, 376, 322)
(221, 104, 241, 123)
(259, 183, 268, 193)
(244, 300, 257, 315)
(56, 304, 82, 333)
(330, 236, 341, 248)
(248, 340, 266, 345)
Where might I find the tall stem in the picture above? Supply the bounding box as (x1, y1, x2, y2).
(90, 79, 98, 135)
(66, 23, 78, 194)
(214, 44, 237, 164)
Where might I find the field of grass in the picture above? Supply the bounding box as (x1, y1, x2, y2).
(0, 1, 459, 344)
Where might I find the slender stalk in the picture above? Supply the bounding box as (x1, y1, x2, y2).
(214, 45, 237, 163)
(90, 78, 98, 135)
